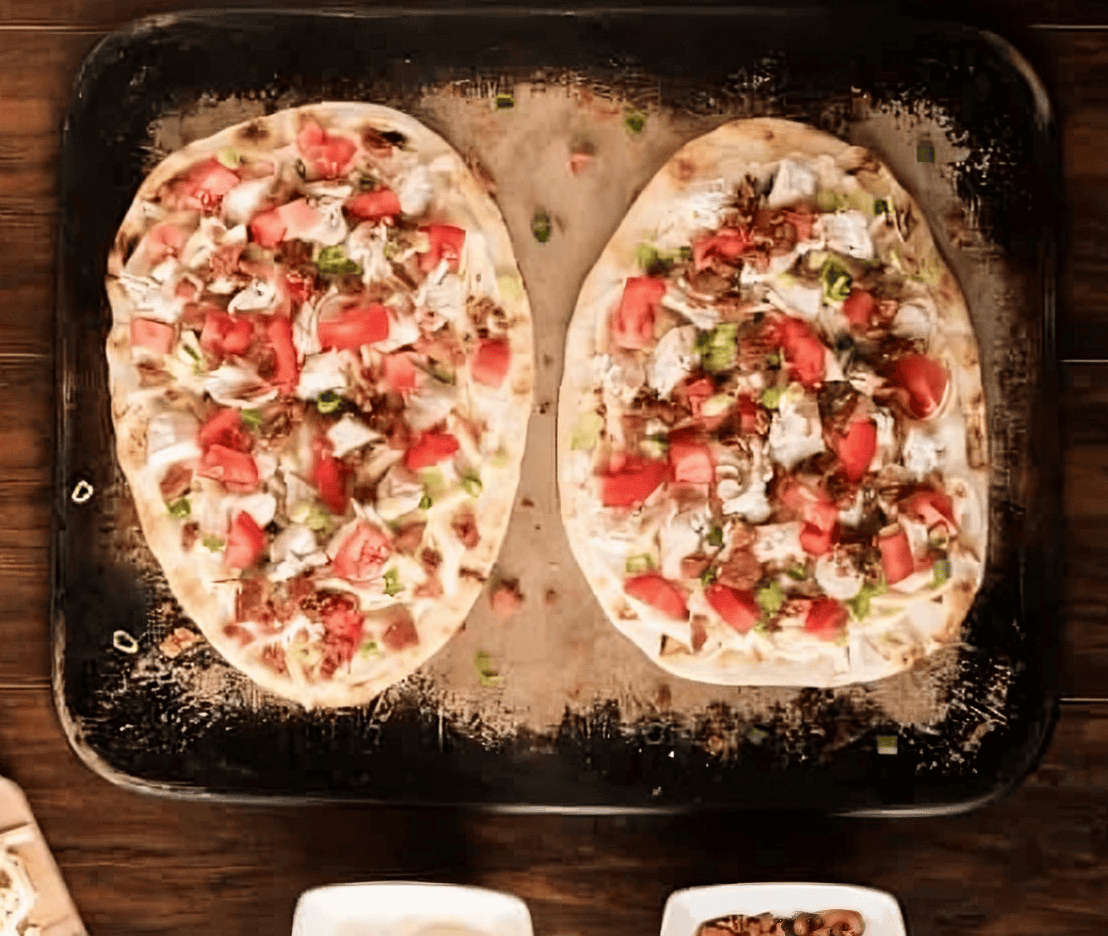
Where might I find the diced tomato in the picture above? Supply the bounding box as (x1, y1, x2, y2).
(277, 198, 324, 239)
(668, 437, 714, 484)
(248, 206, 287, 249)
(624, 573, 689, 620)
(296, 117, 357, 178)
(781, 208, 816, 242)
(318, 300, 390, 351)
(200, 310, 253, 358)
(285, 271, 315, 305)
(677, 377, 715, 416)
(878, 526, 915, 585)
(322, 601, 366, 664)
(834, 418, 877, 482)
(889, 353, 949, 420)
(405, 431, 460, 470)
(314, 447, 350, 516)
(225, 511, 267, 569)
(600, 455, 670, 507)
(780, 478, 839, 556)
(175, 157, 240, 212)
(900, 489, 957, 531)
(199, 444, 259, 493)
(737, 394, 761, 434)
(842, 288, 877, 329)
(418, 224, 466, 274)
(805, 598, 848, 640)
(137, 222, 186, 267)
(130, 318, 176, 355)
(705, 584, 760, 634)
(383, 353, 419, 394)
(382, 612, 420, 651)
(332, 520, 392, 583)
(265, 316, 299, 394)
(800, 523, 837, 557)
(198, 408, 251, 454)
(775, 316, 826, 388)
(345, 187, 402, 220)
(692, 227, 751, 272)
(610, 276, 665, 350)
(471, 338, 512, 388)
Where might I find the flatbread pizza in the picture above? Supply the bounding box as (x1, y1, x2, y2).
(558, 117, 987, 688)
(105, 102, 533, 708)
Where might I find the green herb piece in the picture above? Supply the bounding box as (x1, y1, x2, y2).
(701, 393, 733, 418)
(847, 576, 888, 621)
(819, 255, 853, 304)
(929, 557, 951, 588)
(316, 390, 342, 414)
(201, 534, 225, 551)
(699, 566, 718, 587)
(475, 650, 503, 688)
(359, 640, 381, 658)
(916, 140, 935, 163)
(928, 525, 951, 550)
(428, 362, 456, 385)
(495, 92, 515, 109)
(816, 190, 846, 213)
(240, 408, 264, 430)
(873, 198, 890, 216)
(419, 492, 433, 510)
(491, 447, 511, 469)
(167, 497, 191, 520)
(383, 568, 402, 597)
(707, 525, 724, 548)
(677, 245, 692, 261)
(216, 147, 241, 169)
(624, 109, 647, 134)
(625, 554, 657, 575)
(358, 174, 379, 191)
(760, 386, 785, 409)
(753, 620, 769, 636)
(635, 242, 663, 272)
(421, 468, 447, 501)
(182, 343, 201, 362)
(531, 210, 553, 244)
(570, 411, 604, 452)
(316, 244, 363, 276)
(699, 322, 739, 373)
(461, 470, 483, 498)
(640, 435, 668, 459)
(382, 239, 401, 260)
(755, 580, 785, 616)
(305, 504, 335, 535)
(785, 561, 807, 581)
(766, 351, 781, 367)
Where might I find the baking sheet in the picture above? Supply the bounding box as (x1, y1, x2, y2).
(53, 7, 1059, 812)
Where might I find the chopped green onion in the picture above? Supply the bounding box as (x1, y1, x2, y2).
(428, 362, 456, 385)
(760, 386, 785, 409)
(819, 256, 853, 304)
(755, 580, 785, 616)
(570, 411, 604, 451)
(531, 210, 552, 244)
(785, 562, 807, 581)
(461, 470, 483, 498)
(701, 393, 733, 418)
(624, 109, 647, 134)
(766, 351, 781, 367)
(421, 468, 447, 500)
(699, 566, 718, 586)
(383, 568, 402, 597)
(876, 734, 898, 755)
(419, 492, 433, 510)
(640, 435, 668, 459)
(928, 525, 951, 550)
(816, 190, 846, 213)
(929, 557, 951, 588)
(167, 497, 191, 520)
(698, 322, 739, 373)
(316, 244, 362, 276)
(625, 554, 657, 575)
(635, 242, 663, 271)
(216, 147, 241, 169)
(382, 239, 401, 260)
(182, 344, 201, 361)
(316, 390, 342, 414)
(201, 534, 225, 551)
(495, 92, 515, 109)
(707, 526, 724, 548)
(847, 575, 888, 621)
(475, 650, 503, 687)
(496, 273, 525, 302)
(305, 504, 335, 534)
(753, 621, 769, 636)
(677, 246, 692, 261)
(241, 408, 263, 430)
(873, 198, 890, 216)
(359, 640, 381, 658)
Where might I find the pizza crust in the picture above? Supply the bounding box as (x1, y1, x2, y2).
(557, 117, 988, 689)
(105, 102, 534, 708)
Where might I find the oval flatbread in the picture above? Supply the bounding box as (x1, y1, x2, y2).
(558, 117, 987, 688)
(105, 102, 534, 708)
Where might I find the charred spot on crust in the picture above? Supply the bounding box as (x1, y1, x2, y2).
(238, 119, 270, 143)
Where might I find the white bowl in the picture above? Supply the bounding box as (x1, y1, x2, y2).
(291, 882, 534, 936)
(660, 883, 906, 936)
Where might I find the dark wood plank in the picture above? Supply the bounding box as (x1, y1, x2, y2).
(1, 686, 1106, 936)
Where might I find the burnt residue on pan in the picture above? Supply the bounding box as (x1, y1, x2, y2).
(54, 9, 1057, 811)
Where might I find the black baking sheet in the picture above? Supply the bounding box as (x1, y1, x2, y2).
(53, 6, 1060, 813)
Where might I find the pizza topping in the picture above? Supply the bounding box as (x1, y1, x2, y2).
(130, 318, 176, 355)
(317, 299, 390, 351)
(345, 186, 402, 221)
(611, 277, 666, 350)
(624, 572, 689, 620)
(405, 431, 460, 470)
(471, 338, 512, 388)
(313, 445, 350, 515)
(804, 596, 848, 640)
(705, 583, 760, 634)
(887, 353, 948, 419)
(225, 511, 268, 568)
(296, 117, 357, 179)
(600, 455, 669, 507)
(199, 444, 260, 493)
(419, 224, 466, 274)
(200, 309, 254, 359)
(331, 519, 392, 583)
(832, 417, 877, 482)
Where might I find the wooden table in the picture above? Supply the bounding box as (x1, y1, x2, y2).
(2, 3, 1108, 935)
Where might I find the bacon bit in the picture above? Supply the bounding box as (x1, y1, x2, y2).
(452, 506, 480, 549)
(420, 547, 442, 572)
(382, 611, 420, 651)
(209, 241, 245, 279)
(260, 643, 288, 675)
(319, 592, 365, 666)
(159, 627, 202, 659)
(489, 579, 525, 622)
(680, 555, 712, 581)
(222, 623, 253, 648)
(414, 576, 444, 599)
(159, 464, 193, 501)
(181, 522, 200, 551)
(392, 521, 427, 555)
(235, 576, 273, 624)
(138, 362, 171, 388)
(716, 548, 762, 591)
